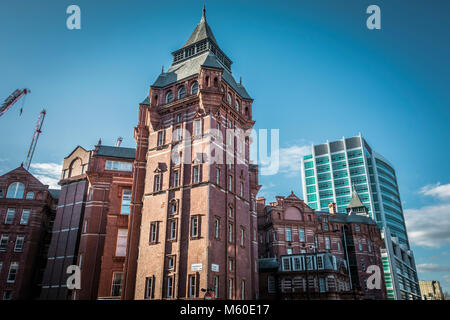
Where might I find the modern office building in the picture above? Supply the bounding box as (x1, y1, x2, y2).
(301, 133, 421, 300)
(419, 280, 445, 300)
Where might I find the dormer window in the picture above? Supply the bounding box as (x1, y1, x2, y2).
(227, 93, 232, 105)
(177, 87, 186, 99)
(165, 91, 173, 104)
(191, 82, 199, 94)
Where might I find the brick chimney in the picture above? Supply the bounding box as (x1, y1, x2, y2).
(328, 202, 337, 214)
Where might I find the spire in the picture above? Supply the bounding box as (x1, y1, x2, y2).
(346, 187, 368, 216)
(201, 4, 206, 22)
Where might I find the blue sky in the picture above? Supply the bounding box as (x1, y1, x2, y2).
(1, 0, 449, 293)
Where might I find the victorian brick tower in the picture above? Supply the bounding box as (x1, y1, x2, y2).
(122, 6, 260, 300)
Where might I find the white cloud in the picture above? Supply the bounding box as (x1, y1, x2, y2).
(417, 263, 450, 273)
(404, 203, 450, 248)
(278, 144, 311, 177)
(29, 163, 62, 189)
(420, 183, 450, 200)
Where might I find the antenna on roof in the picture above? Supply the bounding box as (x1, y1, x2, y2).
(161, 65, 164, 74)
(115, 137, 123, 147)
(240, 76, 242, 85)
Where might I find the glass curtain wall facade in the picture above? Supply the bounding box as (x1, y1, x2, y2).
(301, 134, 421, 300)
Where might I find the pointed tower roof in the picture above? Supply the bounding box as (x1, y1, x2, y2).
(346, 185, 369, 216)
(182, 5, 218, 48)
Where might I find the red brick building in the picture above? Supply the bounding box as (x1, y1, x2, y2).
(122, 7, 260, 300)
(73, 143, 135, 300)
(0, 166, 58, 300)
(257, 190, 386, 300)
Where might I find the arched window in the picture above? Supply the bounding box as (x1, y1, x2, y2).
(227, 93, 232, 105)
(213, 77, 218, 87)
(6, 182, 25, 199)
(235, 100, 240, 112)
(191, 82, 198, 94)
(205, 76, 210, 87)
(68, 158, 82, 178)
(177, 87, 186, 99)
(165, 91, 173, 104)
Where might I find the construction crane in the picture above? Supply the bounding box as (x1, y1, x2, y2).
(24, 109, 46, 171)
(0, 88, 29, 117)
(115, 137, 123, 147)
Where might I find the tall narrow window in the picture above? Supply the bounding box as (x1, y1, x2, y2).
(241, 280, 245, 299)
(228, 207, 233, 218)
(216, 168, 220, 185)
(325, 237, 331, 250)
(240, 182, 244, 197)
(150, 222, 158, 243)
(165, 91, 173, 104)
(286, 227, 292, 242)
(111, 272, 123, 297)
(229, 259, 233, 271)
(214, 276, 219, 298)
(299, 228, 305, 242)
(5, 208, 15, 224)
(169, 220, 177, 240)
(228, 278, 233, 299)
(167, 277, 173, 298)
(167, 256, 174, 269)
(145, 276, 153, 299)
(358, 239, 363, 251)
(157, 131, 164, 146)
(189, 275, 196, 298)
(170, 201, 177, 215)
(191, 216, 199, 238)
(193, 166, 199, 183)
(14, 236, 24, 252)
(228, 224, 233, 243)
(228, 176, 233, 192)
(20, 209, 30, 225)
(173, 170, 179, 188)
(215, 218, 220, 239)
(194, 119, 201, 136)
(0, 235, 9, 252)
(178, 86, 186, 99)
(191, 82, 198, 94)
(174, 126, 182, 141)
(7, 262, 19, 283)
(115, 229, 128, 257)
(240, 227, 245, 247)
(121, 189, 132, 214)
(154, 175, 161, 192)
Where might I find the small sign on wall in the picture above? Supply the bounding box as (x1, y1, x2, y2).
(211, 264, 219, 272)
(191, 263, 203, 271)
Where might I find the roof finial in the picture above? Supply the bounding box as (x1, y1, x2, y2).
(240, 76, 242, 85)
(161, 65, 164, 74)
(201, 4, 206, 21)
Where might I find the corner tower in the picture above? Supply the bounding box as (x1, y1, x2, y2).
(123, 7, 259, 300)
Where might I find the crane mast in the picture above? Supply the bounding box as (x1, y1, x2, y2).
(24, 109, 46, 171)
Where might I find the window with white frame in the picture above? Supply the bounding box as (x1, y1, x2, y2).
(115, 229, 127, 257)
(228, 224, 233, 243)
(193, 166, 199, 184)
(215, 218, 220, 239)
(240, 182, 244, 197)
(216, 168, 220, 185)
(287, 248, 293, 255)
(169, 220, 177, 240)
(7, 262, 19, 283)
(173, 170, 179, 188)
(154, 174, 161, 192)
(6, 182, 25, 199)
(157, 131, 164, 146)
(145, 276, 153, 299)
(5, 208, 15, 224)
(174, 126, 182, 141)
(111, 272, 123, 297)
(178, 86, 186, 99)
(121, 189, 132, 214)
(228, 175, 233, 191)
(299, 228, 305, 242)
(282, 257, 291, 271)
(150, 222, 158, 243)
(167, 276, 173, 298)
(165, 91, 173, 104)
(317, 255, 324, 269)
(0, 235, 9, 251)
(168, 256, 174, 269)
(325, 237, 331, 250)
(286, 227, 292, 242)
(194, 119, 201, 136)
(14, 236, 24, 252)
(191, 82, 198, 94)
(358, 238, 363, 251)
(189, 275, 196, 298)
(227, 93, 232, 105)
(170, 201, 177, 215)
(191, 216, 199, 238)
(105, 161, 132, 172)
(240, 227, 245, 247)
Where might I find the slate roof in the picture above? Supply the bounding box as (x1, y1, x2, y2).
(182, 8, 218, 49)
(96, 146, 136, 159)
(317, 211, 377, 226)
(49, 189, 61, 200)
(347, 188, 365, 209)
